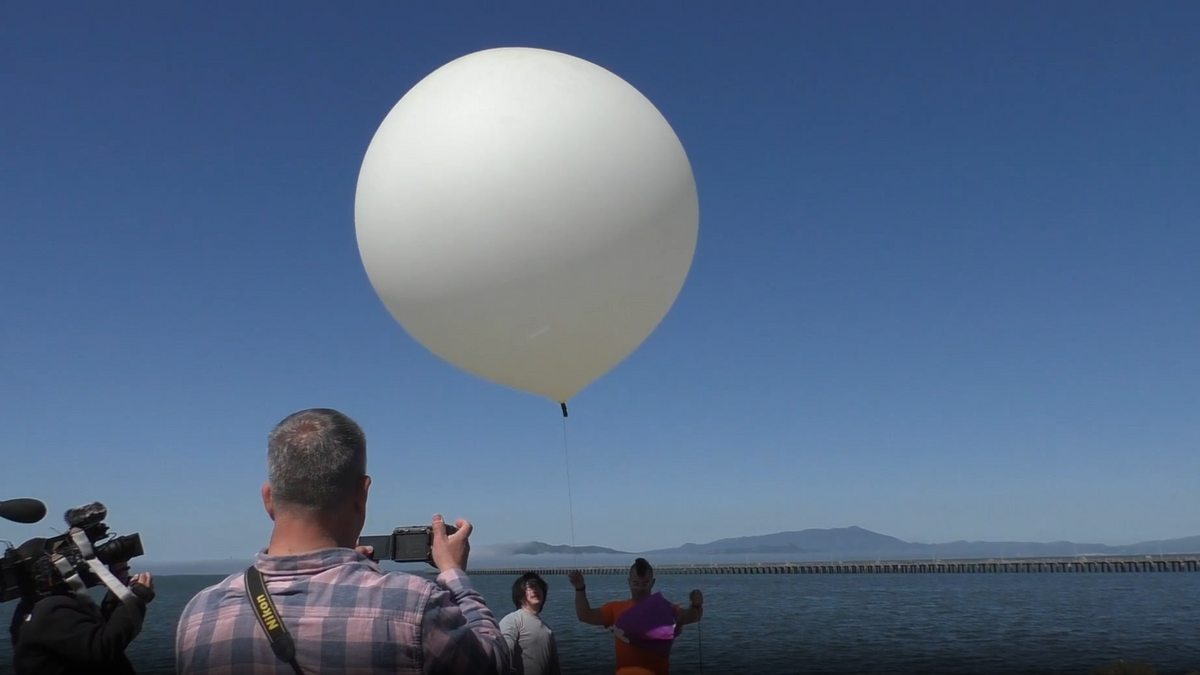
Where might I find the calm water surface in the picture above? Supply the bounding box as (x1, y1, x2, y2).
(1, 572, 1197, 674)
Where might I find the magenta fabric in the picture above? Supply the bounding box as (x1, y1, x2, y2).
(613, 592, 678, 659)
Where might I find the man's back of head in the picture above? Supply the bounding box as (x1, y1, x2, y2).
(263, 408, 371, 552)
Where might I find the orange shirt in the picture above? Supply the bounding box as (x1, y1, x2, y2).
(600, 599, 682, 675)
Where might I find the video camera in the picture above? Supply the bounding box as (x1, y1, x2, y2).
(1, 501, 144, 603)
(359, 524, 457, 567)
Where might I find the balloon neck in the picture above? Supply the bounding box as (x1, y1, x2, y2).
(560, 402, 568, 418)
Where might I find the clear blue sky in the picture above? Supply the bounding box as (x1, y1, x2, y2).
(2, 3, 1197, 562)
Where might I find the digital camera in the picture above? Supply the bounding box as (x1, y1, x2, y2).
(359, 524, 458, 567)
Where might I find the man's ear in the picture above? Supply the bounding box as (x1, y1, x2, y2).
(355, 475, 372, 514)
(262, 482, 276, 521)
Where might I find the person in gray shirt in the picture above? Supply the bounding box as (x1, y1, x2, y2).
(498, 572, 562, 675)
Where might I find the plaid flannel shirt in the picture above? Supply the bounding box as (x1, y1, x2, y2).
(175, 547, 510, 675)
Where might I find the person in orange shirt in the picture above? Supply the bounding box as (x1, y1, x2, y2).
(569, 558, 703, 675)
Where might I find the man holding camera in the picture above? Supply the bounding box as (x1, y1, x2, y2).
(175, 407, 510, 675)
(8, 536, 156, 675)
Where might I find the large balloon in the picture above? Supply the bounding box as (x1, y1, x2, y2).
(354, 47, 699, 404)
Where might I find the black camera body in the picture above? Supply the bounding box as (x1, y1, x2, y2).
(1, 502, 144, 603)
(359, 524, 457, 567)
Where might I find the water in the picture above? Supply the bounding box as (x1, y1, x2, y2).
(1, 572, 1198, 674)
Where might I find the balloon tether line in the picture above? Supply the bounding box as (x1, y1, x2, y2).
(559, 402, 578, 567)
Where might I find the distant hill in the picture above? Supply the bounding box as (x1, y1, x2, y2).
(483, 526, 1200, 563)
(645, 526, 904, 556)
(506, 542, 630, 556)
(641, 526, 1200, 560)
(1123, 534, 1200, 555)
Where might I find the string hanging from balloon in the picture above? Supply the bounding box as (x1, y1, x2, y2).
(560, 402, 578, 567)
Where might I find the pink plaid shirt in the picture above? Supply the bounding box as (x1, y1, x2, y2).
(174, 547, 510, 675)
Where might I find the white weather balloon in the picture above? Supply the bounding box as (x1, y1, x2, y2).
(354, 47, 699, 405)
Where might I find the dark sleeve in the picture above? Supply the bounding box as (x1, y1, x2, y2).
(22, 595, 145, 663)
(9, 598, 35, 646)
(100, 585, 151, 620)
(100, 592, 120, 620)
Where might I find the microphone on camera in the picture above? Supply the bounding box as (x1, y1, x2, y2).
(64, 502, 108, 530)
(0, 498, 48, 524)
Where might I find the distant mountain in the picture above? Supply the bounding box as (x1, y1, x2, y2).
(485, 527, 1200, 563)
(505, 542, 630, 556)
(645, 526, 905, 556)
(1123, 534, 1200, 555)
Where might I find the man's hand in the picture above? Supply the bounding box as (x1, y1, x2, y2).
(130, 572, 156, 604)
(673, 588, 704, 627)
(430, 513, 471, 572)
(570, 571, 604, 625)
(355, 544, 374, 559)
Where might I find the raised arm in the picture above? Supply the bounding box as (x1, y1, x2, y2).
(678, 588, 705, 626)
(568, 571, 606, 626)
(421, 568, 511, 675)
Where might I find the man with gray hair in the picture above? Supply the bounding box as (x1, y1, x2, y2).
(174, 407, 510, 675)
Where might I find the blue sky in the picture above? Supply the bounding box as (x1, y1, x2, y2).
(2, 3, 1197, 562)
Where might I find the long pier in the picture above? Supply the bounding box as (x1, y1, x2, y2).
(469, 556, 1200, 575)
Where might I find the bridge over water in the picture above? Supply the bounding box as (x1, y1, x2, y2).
(469, 555, 1200, 576)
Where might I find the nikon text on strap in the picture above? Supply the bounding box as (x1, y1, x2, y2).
(244, 566, 305, 675)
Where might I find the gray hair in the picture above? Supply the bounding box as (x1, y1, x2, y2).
(266, 408, 367, 511)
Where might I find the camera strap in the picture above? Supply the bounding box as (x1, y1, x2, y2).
(70, 530, 136, 606)
(51, 554, 92, 600)
(244, 566, 305, 675)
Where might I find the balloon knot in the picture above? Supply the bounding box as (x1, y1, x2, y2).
(560, 402, 568, 418)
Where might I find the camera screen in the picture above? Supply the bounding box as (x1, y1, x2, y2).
(394, 533, 428, 561)
(357, 535, 392, 560)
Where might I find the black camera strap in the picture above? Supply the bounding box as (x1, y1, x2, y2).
(244, 566, 305, 675)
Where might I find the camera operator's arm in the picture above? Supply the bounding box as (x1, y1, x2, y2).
(419, 516, 509, 675)
(420, 569, 508, 675)
(101, 576, 154, 620)
(100, 564, 152, 620)
(20, 594, 146, 664)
